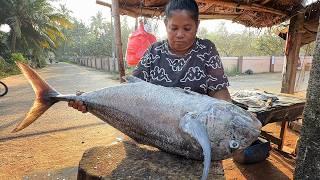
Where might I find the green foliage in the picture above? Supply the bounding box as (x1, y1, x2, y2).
(121, 16, 133, 55)
(301, 42, 316, 56)
(224, 66, 240, 76)
(56, 12, 133, 60)
(203, 23, 286, 56)
(10, 53, 26, 63)
(0, 0, 72, 68)
(0, 56, 20, 78)
(254, 29, 285, 56)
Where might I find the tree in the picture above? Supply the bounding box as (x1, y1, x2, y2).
(197, 27, 208, 39)
(294, 18, 320, 179)
(0, 0, 72, 66)
(208, 22, 233, 56)
(121, 16, 133, 56)
(254, 28, 285, 56)
(207, 23, 259, 56)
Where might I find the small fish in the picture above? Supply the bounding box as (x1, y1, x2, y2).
(13, 62, 262, 180)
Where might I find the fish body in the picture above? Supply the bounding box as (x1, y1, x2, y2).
(14, 63, 262, 180)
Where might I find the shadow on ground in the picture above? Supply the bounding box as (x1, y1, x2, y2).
(78, 141, 224, 179)
(233, 149, 295, 180)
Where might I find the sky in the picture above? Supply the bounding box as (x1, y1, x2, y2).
(0, 0, 317, 34)
(53, 0, 247, 36)
(51, 0, 317, 37)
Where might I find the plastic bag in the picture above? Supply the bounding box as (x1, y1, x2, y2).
(126, 22, 157, 67)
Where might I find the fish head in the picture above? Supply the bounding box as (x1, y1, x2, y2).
(204, 103, 262, 160)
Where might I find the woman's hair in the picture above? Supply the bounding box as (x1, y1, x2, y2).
(164, 0, 199, 22)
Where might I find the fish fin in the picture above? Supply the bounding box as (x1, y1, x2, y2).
(122, 75, 144, 83)
(12, 62, 59, 133)
(180, 112, 211, 180)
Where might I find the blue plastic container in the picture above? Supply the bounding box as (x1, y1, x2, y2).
(233, 138, 271, 164)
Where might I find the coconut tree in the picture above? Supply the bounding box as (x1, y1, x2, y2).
(0, 0, 22, 52)
(0, 0, 72, 66)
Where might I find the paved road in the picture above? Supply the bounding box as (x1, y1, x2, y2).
(0, 62, 120, 138)
(0, 62, 309, 179)
(228, 71, 309, 93)
(0, 63, 124, 179)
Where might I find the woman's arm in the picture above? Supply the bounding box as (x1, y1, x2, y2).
(208, 88, 232, 102)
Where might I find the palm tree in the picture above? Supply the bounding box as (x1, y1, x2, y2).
(0, 0, 72, 66)
(0, 0, 21, 52)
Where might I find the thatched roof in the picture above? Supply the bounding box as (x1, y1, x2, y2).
(277, 1, 320, 46)
(97, 0, 317, 27)
(96, 0, 319, 45)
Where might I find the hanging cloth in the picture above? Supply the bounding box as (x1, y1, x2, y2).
(126, 22, 157, 67)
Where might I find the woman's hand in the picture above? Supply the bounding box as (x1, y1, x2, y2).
(208, 88, 232, 102)
(68, 100, 87, 113)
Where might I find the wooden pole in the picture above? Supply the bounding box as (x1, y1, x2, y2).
(110, 7, 116, 73)
(197, 0, 286, 16)
(135, 17, 138, 30)
(280, 11, 305, 94)
(112, 0, 126, 83)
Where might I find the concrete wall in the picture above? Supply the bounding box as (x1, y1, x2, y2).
(273, 56, 285, 72)
(242, 56, 271, 73)
(71, 56, 119, 72)
(221, 57, 238, 73)
(71, 56, 313, 74)
(222, 56, 313, 74)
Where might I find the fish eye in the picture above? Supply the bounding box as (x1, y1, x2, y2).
(229, 140, 240, 150)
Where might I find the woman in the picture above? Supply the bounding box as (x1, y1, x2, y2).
(69, 0, 231, 112)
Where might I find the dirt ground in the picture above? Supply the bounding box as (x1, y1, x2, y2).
(0, 63, 307, 179)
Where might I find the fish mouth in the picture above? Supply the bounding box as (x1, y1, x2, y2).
(252, 118, 262, 130)
(247, 114, 262, 130)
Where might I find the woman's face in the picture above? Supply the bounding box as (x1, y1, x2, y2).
(165, 10, 199, 55)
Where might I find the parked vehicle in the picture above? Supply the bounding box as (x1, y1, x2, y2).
(0, 81, 8, 97)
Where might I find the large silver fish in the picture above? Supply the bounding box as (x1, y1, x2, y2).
(13, 62, 262, 180)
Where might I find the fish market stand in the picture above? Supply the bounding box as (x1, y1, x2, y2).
(95, 0, 317, 154)
(76, 90, 305, 179)
(86, 0, 317, 179)
(96, 0, 319, 96)
(231, 90, 305, 150)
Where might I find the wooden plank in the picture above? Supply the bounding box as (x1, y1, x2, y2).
(260, 130, 281, 146)
(196, 0, 286, 16)
(260, 0, 272, 5)
(96, 0, 139, 17)
(199, 2, 214, 13)
(279, 120, 288, 150)
(112, 0, 126, 83)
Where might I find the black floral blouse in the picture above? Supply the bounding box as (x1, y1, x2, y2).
(132, 38, 229, 95)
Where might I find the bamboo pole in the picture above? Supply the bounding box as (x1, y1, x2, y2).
(112, 0, 126, 83)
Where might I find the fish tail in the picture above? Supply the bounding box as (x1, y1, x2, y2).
(12, 62, 60, 133)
